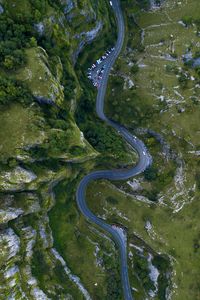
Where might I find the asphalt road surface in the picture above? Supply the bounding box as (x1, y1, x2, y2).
(76, 1, 152, 299)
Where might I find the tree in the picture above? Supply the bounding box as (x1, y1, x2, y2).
(144, 166, 158, 181)
(195, 66, 200, 77)
(3, 55, 14, 69)
(34, 9, 42, 22)
(0, 75, 32, 105)
(178, 72, 189, 88)
(30, 37, 37, 47)
(131, 64, 139, 74)
(181, 16, 193, 26)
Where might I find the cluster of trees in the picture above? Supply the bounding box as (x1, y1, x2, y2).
(76, 95, 95, 124)
(143, 162, 176, 202)
(84, 121, 128, 160)
(62, 69, 77, 101)
(29, 0, 47, 16)
(0, 15, 32, 69)
(144, 189, 159, 202)
(30, 130, 69, 158)
(178, 71, 190, 88)
(195, 66, 200, 77)
(181, 15, 200, 32)
(195, 171, 200, 190)
(166, 62, 193, 89)
(134, 256, 155, 292)
(122, 0, 151, 10)
(0, 76, 32, 105)
(0, 0, 59, 71)
(152, 255, 170, 300)
(144, 166, 158, 181)
(165, 64, 179, 74)
(42, 129, 71, 156)
(75, 89, 129, 160)
(33, 127, 85, 157)
(101, 252, 122, 300)
(131, 64, 139, 74)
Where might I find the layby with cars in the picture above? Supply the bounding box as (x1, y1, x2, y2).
(87, 47, 115, 88)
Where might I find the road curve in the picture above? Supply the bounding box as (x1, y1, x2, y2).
(76, 1, 152, 299)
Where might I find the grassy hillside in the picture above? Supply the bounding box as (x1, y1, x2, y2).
(0, 0, 130, 299)
(101, 0, 200, 298)
(1, 0, 199, 299)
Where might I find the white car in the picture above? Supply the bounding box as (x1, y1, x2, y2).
(143, 151, 146, 155)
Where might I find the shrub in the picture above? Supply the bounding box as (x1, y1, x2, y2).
(0, 76, 32, 105)
(131, 64, 139, 74)
(181, 16, 193, 26)
(144, 166, 158, 181)
(106, 196, 119, 205)
(178, 72, 189, 88)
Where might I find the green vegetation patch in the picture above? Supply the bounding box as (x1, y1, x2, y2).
(0, 103, 44, 160)
(87, 179, 200, 299)
(49, 177, 123, 299)
(16, 47, 64, 105)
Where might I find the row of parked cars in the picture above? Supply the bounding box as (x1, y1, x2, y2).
(86, 48, 115, 87)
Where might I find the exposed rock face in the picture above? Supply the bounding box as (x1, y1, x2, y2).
(73, 21, 103, 62)
(34, 22, 45, 35)
(17, 47, 65, 106)
(0, 207, 24, 223)
(0, 4, 4, 14)
(0, 228, 20, 262)
(0, 0, 113, 298)
(61, 0, 75, 13)
(150, 0, 165, 9)
(0, 167, 37, 192)
(51, 248, 92, 300)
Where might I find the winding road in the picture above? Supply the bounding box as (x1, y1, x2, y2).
(76, 1, 152, 299)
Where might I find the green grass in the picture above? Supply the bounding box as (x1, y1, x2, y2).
(15, 47, 64, 106)
(3, 0, 32, 17)
(102, 0, 200, 298)
(0, 103, 44, 160)
(1, 0, 200, 298)
(0, 0, 131, 298)
(48, 177, 123, 299)
(31, 248, 84, 300)
(87, 179, 200, 299)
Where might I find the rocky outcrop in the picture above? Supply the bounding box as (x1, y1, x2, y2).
(61, 0, 75, 13)
(73, 21, 103, 63)
(0, 4, 4, 14)
(0, 167, 37, 192)
(0, 0, 114, 298)
(16, 47, 65, 106)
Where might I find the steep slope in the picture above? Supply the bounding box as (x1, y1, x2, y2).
(0, 0, 126, 299)
(99, 0, 200, 298)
